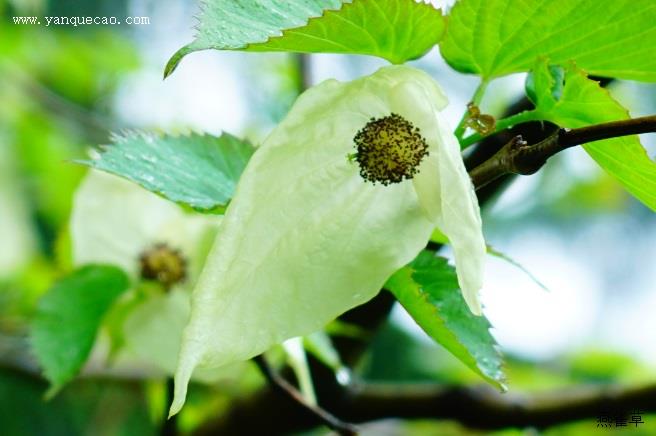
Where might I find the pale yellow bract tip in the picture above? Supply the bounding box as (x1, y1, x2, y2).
(168, 361, 193, 417)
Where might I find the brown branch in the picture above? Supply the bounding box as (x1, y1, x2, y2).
(469, 115, 656, 189)
(344, 382, 656, 429)
(8, 352, 653, 435)
(194, 379, 656, 435)
(252, 355, 358, 436)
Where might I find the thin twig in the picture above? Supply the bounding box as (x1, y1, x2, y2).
(1, 60, 117, 141)
(295, 54, 312, 94)
(469, 115, 656, 189)
(253, 355, 358, 436)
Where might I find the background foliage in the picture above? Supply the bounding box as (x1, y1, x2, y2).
(1, 0, 656, 435)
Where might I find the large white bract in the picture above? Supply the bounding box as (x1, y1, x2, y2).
(170, 65, 486, 415)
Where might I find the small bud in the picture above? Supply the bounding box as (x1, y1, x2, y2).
(464, 102, 496, 135)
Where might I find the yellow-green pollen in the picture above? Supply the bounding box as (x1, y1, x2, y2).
(353, 113, 429, 186)
(139, 243, 187, 288)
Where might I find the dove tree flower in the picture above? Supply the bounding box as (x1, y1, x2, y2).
(170, 65, 486, 414)
(71, 170, 219, 373)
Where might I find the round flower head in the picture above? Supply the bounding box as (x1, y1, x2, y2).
(170, 65, 486, 415)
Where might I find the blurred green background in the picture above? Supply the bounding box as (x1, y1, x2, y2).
(1, 0, 656, 435)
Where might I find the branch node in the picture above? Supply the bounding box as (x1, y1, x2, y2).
(469, 115, 656, 189)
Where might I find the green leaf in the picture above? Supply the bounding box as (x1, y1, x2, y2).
(441, 0, 656, 81)
(31, 266, 130, 395)
(79, 132, 254, 213)
(525, 62, 564, 106)
(324, 320, 369, 339)
(386, 251, 505, 389)
(165, 0, 445, 76)
(429, 227, 449, 245)
(528, 60, 656, 211)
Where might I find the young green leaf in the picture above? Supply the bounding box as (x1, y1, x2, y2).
(386, 251, 505, 390)
(525, 62, 564, 106)
(78, 132, 254, 213)
(31, 265, 130, 396)
(441, 0, 656, 81)
(528, 60, 656, 211)
(165, 0, 445, 76)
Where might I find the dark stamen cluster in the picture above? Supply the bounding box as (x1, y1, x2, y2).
(139, 243, 187, 289)
(353, 113, 429, 185)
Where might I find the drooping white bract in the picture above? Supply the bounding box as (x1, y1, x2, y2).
(170, 65, 486, 415)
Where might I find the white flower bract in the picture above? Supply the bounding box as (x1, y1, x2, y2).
(170, 65, 486, 415)
(71, 170, 219, 373)
(71, 171, 216, 282)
